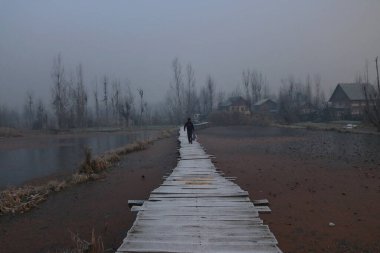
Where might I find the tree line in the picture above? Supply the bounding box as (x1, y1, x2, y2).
(1, 54, 380, 129)
(0, 55, 218, 129)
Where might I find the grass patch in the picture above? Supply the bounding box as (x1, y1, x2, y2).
(0, 183, 57, 214)
(55, 229, 105, 253)
(69, 229, 104, 253)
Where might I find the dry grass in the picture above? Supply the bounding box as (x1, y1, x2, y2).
(0, 127, 22, 137)
(54, 229, 105, 253)
(69, 229, 104, 253)
(158, 129, 172, 139)
(0, 183, 53, 214)
(78, 148, 109, 174)
(70, 173, 103, 184)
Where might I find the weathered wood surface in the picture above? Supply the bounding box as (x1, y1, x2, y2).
(116, 128, 282, 253)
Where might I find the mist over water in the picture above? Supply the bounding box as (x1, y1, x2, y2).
(0, 130, 155, 188)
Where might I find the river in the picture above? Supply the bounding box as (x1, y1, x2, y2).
(0, 130, 157, 189)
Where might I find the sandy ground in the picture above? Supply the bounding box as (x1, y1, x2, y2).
(0, 137, 178, 253)
(198, 126, 380, 253)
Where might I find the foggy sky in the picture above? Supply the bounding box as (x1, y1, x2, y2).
(1, 0, 380, 109)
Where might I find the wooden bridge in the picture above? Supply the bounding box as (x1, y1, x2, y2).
(116, 128, 282, 253)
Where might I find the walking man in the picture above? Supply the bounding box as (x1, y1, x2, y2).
(184, 118, 195, 144)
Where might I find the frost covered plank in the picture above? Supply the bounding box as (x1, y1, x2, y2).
(116, 128, 282, 253)
(127, 200, 144, 208)
(253, 199, 270, 206)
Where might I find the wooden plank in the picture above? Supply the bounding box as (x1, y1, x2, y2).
(257, 206, 272, 213)
(254, 199, 270, 206)
(127, 200, 144, 208)
(116, 127, 281, 253)
(118, 241, 282, 253)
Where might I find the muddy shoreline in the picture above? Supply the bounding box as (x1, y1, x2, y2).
(198, 126, 380, 253)
(0, 136, 178, 253)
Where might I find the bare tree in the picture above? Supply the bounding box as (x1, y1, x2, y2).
(103, 75, 109, 123)
(169, 58, 185, 123)
(198, 76, 215, 116)
(0, 104, 20, 128)
(242, 70, 251, 111)
(278, 75, 300, 123)
(138, 88, 144, 126)
(305, 74, 312, 108)
(110, 80, 121, 125)
(74, 64, 87, 127)
(314, 74, 322, 108)
(206, 75, 215, 113)
(51, 54, 69, 128)
(363, 56, 380, 131)
(93, 82, 100, 125)
(119, 84, 134, 126)
(230, 84, 243, 98)
(216, 90, 226, 108)
(185, 63, 197, 117)
(199, 86, 208, 116)
(23, 91, 34, 128)
(365, 59, 370, 84)
(250, 71, 263, 104)
(34, 99, 48, 129)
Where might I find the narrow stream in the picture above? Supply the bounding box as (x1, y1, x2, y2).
(0, 130, 156, 188)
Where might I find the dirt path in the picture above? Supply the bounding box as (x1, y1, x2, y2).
(0, 137, 177, 253)
(198, 126, 380, 253)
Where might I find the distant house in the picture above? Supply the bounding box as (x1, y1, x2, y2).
(328, 83, 375, 119)
(253, 98, 278, 113)
(218, 96, 250, 115)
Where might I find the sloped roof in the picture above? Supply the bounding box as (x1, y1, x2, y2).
(229, 96, 247, 105)
(254, 98, 277, 106)
(219, 96, 248, 107)
(337, 83, 375, 100)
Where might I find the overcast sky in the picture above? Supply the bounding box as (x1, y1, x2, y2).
(1, 0, 380, 109)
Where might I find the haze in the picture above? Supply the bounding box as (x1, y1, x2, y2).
(1, 0, 380, 109)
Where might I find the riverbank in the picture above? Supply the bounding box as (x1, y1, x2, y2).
(0, 126, 173, 151)
(0, 136, 178, 253)
(198, 126, 380, 253)
(273, 121, 380, 136)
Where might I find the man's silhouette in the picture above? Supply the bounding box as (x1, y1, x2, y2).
(184, 118, 195, 144)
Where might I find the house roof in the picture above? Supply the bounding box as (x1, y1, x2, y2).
(334, 83, 375, 101)
(229, 96, 248, 105)
(219, 96, 248, 107)
(254, 98, 277, 106)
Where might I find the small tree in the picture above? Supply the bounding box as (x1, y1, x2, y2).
(34, 99, 48, 129)
(185, 63, 197, 117)
(111, 80, 121, 125)
(138, 88, 144, 126)
(118, 84, 134, 126)
(103, 75, 109, 123)
(93, 82, 100, 126)
(363, 56, 380, 131)
(51, 54, 69, 129)
(23, 91, 34, 128)
(74, 64, 87, 127)
(242, 70, 251, 111)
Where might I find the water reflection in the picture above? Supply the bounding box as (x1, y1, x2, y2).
(0, 131, 154, 188)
